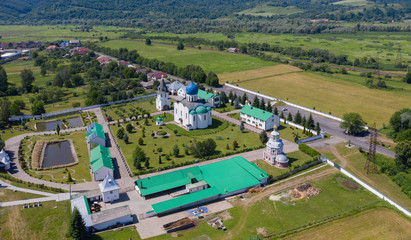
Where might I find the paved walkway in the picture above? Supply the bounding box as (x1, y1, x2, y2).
(0, 179, 55, 197)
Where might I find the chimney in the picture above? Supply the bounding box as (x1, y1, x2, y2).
(140, 182, 143, 189)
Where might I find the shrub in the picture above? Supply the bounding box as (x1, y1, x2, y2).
(299, 143, 320, 157)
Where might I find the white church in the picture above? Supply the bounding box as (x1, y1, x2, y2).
(173, 81, 212, 130)
(262, 126, 289, 168)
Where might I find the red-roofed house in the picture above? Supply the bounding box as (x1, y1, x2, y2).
(70, 47, 89, 56)
(148, 72, 168, 81)
(119, 61, 129, 66)
(97, 57, 110, 65)
(45, 45, 58, 52)
(0, 43, 8, 49)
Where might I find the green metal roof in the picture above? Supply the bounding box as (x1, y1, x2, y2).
(240, 105, 273, 121)
(90, 145, 113, 172)
(189, 110, 197, 115)
(83, 195, 91, 215)
(87, 122, 106, 140)
(195, 105, 208, 114)
(135, 166, 204, 196)
(152, 187, 220, 214)
(198, 89, 215, 100)
(138, 156, 268, 214)
(156, 116, 163, 122)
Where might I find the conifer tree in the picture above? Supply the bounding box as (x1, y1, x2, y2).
(287, 112, 293, 122)
(295, 111, 302, 124)
(273, 106, 278, 115)
(68, 208, 85, 239)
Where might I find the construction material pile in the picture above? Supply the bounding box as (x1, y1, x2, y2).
(163, 217, 194, 232)
(287, 183, 322, 200)
(247, 187, 264, 193)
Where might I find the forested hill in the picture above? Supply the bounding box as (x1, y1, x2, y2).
(0, 0, 409, 24)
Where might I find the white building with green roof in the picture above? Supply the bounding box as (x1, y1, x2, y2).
(86, 122, 106, 147)
(240, 105, 280, 131)
(90, 145, 114, 181)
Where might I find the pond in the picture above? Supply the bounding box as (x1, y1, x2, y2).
(67, 116, 84, 128)
(42, 141, 74, 168)
(36, 120, 65, 131)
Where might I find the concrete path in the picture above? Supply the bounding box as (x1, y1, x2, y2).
(0, 179, 55, 197)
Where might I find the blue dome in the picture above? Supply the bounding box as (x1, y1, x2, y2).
(186, 80, 198, 95)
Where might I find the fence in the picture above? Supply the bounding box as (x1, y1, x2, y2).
(225, 83, 344, 122)
(9, 93, 156, 121)
(323, 156, 411, 217)
(106, 123, 133, 177)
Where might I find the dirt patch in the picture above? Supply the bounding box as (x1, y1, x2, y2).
(288, 183, 322, 200)
(341, 179, 359, 190)
(219, 210, 233, 220)
(256, 227, 268, 236)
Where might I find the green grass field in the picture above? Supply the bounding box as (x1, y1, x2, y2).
(102, 96, 159, 120)
(100, 40, 276, 74)
(219, 64, 411, 127)
(0, 200, 71, 240)
(89, 227, 141, 240)
(110, 118, 263, 174)
(283, 207, 411, 240)
(152, 173, 386, 239)
(0, 188, 43, 202)
(21, 131, 91, 183)
(142, 31, 411, 69)
(335, 143, 411, 210)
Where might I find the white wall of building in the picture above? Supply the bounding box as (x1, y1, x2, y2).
(93, 215, 134, 230)
(102, 189, 120, 202)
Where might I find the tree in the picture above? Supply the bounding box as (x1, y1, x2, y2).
(241, 93, 248, 105)
(0, 66, 8, 93)
(404, 72, 411, 84)
(133, 146, 146, 170)
(10, 101, 21, 115)
(394, 141, 411, 171)
(144, 158, 150, 168)
(158, 155, 162, 164)
(294, 111, 302, 124)
(287, 112, 293, 122)
(273, 106, 278, 115)
(145, 38, 151, 45)
(259, 130, 268, 144)
(122, 133, 129, 144)
(0, 135, 4, 150)
(117, 128, 125, 139)
(340, 112, 366, 135)
(0, 98, 11, 123)
(31, 100, 45, 115)
(219, 91, 228, 105)
(21, 69, 35, 93)
(232, 140, 239, 149)
(266, 103, 272, 113)
(56, 124, 60, 135)
(67, 208, 85, 239)
(316, 122, 321, 135)
(239, 121, 245, 132)
(260, 98, 265, 110)
(190, 138, 216, 158)
(177, 42, 184, 50)
(252, 96, 259, 108)
(307, 114, 315, 129)
(302, 115, 307, 127)
(138, 137, 144, 145)
(67, 171, 73, 182)
(172, 144, 180, 157)
(206, 71, 219, 87)
(126, 123, 133, 133)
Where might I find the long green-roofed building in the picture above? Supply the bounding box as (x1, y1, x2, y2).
(90, 145, 114, 181)
(240, 104, 280, 131)
(135, 156, 268, 215)
(87, 122, 106, 147)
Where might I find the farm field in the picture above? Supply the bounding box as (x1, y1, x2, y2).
(284, 207, 411, 240)
(20, 131, 91, 183)
(0, 200, 71, 240)
(0, 25, 133, 43)
(152, 173, 386, 239)
(237, 4, 303, 17)
(100, 40, 277, 74)
(219, 64, 411, 127)
(334, 142, 411, 211)
(141, 31, 411, 68)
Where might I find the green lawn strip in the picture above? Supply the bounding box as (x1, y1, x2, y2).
(100, 40, 276, 74)
(23, 131, 91, 183)
(0, 188, 43, 202)
(152, 173, 385, 240)
(102, 96, 157, 120)
(110, 119, 262, 174)
(89, 227, 141, 240)
(214, 104, 237, 113)
(0, 200, 71, 240)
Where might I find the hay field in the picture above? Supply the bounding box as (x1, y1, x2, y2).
(284, 208, 411, 240)
(219, 65, 411, 127)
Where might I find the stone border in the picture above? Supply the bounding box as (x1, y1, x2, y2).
(36, 139, 79, 170)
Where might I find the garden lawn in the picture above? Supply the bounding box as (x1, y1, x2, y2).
(220, 64, 411, 127)
(89, 227, 141, 240)
(0, 200, 71, 240)
(111, 118, 262, 174)
(102, 96, 158, 120)
(100, 40, 276, 74)
(283, 208, 411, 240)
(152, 173, 385, 240)
(22, 131, 91, 183)
(0, 188, 43, 202)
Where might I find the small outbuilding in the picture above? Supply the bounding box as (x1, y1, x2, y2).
(0, 149, 10, 171)
(99, 174, 120, 203)
(156, 116, 164, 126)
